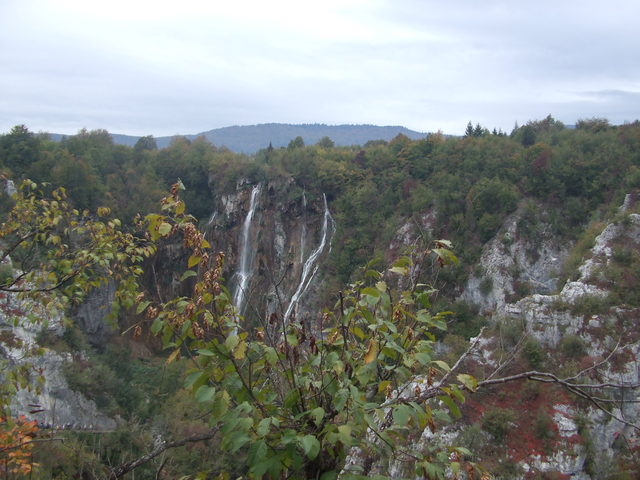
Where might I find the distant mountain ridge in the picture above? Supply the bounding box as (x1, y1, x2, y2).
(51, 123, 428, 154)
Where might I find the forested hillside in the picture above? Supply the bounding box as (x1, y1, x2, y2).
(49, 123, 427, 154)
(5, 117, 638, 289)
(1, 116, 640, 478)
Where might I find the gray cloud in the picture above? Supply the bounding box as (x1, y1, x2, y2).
(1, 0, 639, 136)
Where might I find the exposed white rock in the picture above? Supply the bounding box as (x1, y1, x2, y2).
(460, 205, 567, 316)
(1, 287, 117, 431)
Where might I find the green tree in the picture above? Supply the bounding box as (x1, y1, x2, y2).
(0, 125, 41, 176)
(288, 136, 305, 149)
(316, 136, 335, 149)
(133, 135, 158, 154)
(465, 121, 474, 137)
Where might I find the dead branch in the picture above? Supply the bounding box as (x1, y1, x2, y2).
(106, 427, 220, 480)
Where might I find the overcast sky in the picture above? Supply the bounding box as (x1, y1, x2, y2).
(1, 0, 639, 137)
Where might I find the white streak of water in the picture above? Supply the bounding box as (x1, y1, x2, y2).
(206, 211, 217, 228)
(233, 184, 261, 316)
(300, 190, 307, 264)
(284, 193, 334, 323)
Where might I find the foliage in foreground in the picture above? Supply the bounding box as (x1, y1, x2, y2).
(133, 184, 483, 479)
(0, 181, 482, 479)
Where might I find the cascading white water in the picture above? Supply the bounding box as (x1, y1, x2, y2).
(300, 190, 307, 264)
(283, 193, 334, 323)
(233, 184, 261, 316)
(207, 210, 217, 228)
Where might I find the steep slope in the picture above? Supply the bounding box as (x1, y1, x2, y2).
(396, 195, 640, 478)
(205, 178, 335, 324)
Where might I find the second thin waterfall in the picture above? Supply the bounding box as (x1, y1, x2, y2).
(283, 193, 334, 323)
(233, 184, 261, 316)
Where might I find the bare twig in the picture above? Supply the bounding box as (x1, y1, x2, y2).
(106, 427, 220, 480)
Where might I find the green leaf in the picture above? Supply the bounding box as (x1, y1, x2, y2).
(180, 270, 198, 281)
(225, 334, 239, 351)
(435, 239, 453, 249)
(256, 418, 271, 437)
(433, 248, 459, 265)
(337, 425, 352, 446)
(457, 373, 478, 392)
(197, 349, 216, 357)
(233, 340, 247, 360)
(150, 317, 163, 335)
(166, 348, 180, 364)
(184, 371, 207, 389)
(136, 300, 151, 315)
(389, 266, 408, 275)
(393, 404, 412, 427)
(375, 281, 387, 292)
(414, 352, 431, 365)
(195, 385, 216, 403)
(309, 407, 325, 427)
(361, 287, 380, 298)
(319, 472, 338, 480)
(299, 435, 320, 460)
(264, 346, 278, 365)
(158, 222, 172, 236)
(212, 391, 230, 417)
(334, 389, 349, 411)
(438, 395, 461, 419)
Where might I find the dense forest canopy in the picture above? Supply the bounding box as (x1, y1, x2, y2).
(2, 117, 639, 288)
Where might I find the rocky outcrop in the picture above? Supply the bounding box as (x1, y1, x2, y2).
(460, 204, 568, 315)
(1, 287, 116, 430)
(206, 178, 335, 323)
(72, 281, 116, 347)
(456, 202, 640, 478)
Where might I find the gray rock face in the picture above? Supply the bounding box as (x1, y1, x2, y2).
(1, 287, 116, 431)
(72, 281, 116, 347)
(362, 199, 640, 479)
(460, 205, 568, 315)
(207, 179, 335, 323)
(459, 203, 640, 478)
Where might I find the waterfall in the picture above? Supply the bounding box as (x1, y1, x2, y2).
(233, 184, 261, 316)
(284, 194, 334, 323)
(300, 190, 307, 264)
(206, 211, 217, 228)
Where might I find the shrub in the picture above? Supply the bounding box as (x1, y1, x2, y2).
(496, 317, 525, 348)
(569, 294, 610, 317)
(479, 276, 493, 296)
(523, 337, 546, 369)
(481, 407, 515, 443)
(560, 335, 586, 360)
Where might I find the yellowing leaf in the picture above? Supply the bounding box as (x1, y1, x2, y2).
(457, 373, 478, 392)
(188, 255, 202, 268)
(389, 266, 409, 275)
(233, 341, 247, 360)
(432, 360, 450, 372)
(166, 348, 180, 365)
(364, 340, 377, 364)
(225, 334, 239, 351)
(158, 222, 172, 236)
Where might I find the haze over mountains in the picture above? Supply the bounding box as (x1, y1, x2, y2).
(49, 123, 427, 154)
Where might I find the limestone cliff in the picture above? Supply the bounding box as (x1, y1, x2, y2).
(206, 178, 335, 324)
